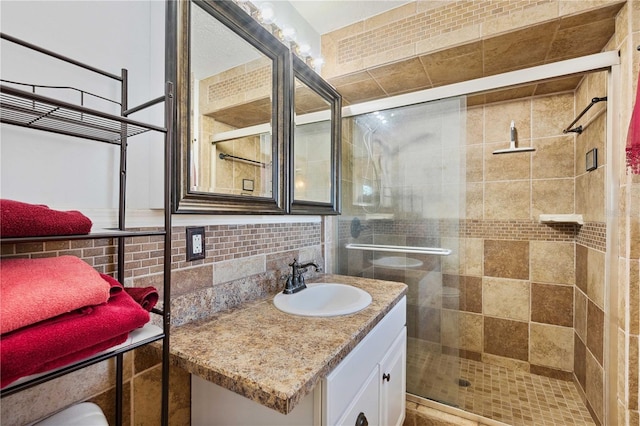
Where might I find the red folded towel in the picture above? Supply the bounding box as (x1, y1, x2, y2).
(0, 199, 92, 238)
(124, 287, 159, 312)
(626, 70, 640, 174)
(0, 256, 111, 334)
(0, 274, 150, 388)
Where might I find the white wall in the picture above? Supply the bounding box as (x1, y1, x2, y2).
(0, 1, 166, 219)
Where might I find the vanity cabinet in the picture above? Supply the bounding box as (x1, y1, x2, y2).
(191, 297, 406, 426)
(324, 298, 406, 426)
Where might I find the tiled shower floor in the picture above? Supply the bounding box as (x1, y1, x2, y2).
(407, 337, 596, 425)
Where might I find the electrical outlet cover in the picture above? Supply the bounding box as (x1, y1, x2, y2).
(186, 227, 206, 261)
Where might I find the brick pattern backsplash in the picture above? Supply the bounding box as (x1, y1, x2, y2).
(172, 222, 321, 269)
(1, 222, 322, 280)
(1, 238, 119, 275)
(207, 65, 270, 102)
(336, 0, 552, 65)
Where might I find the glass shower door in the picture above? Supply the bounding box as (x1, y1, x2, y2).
(337, 96, 466, 408)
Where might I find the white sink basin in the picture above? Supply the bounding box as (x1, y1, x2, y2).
(273, 283, 372, 317)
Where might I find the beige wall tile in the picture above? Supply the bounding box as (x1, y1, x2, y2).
(484, 181, 531, 220)
(484, 316, 529, 361)
(419, 43, 484, 87)
(587, 248, 606, 309)
(441, 237, 463, 274)
(466, 106, 484, 145)
(532, 136, 575, 179)
(466, 145, 484, 183)
(368, 58, 432, 96)
(483, 277, 530, 321)
(576, 244, 588, 294)
(168, 264, 214, 297)
(575, 331, 587, 390)
(530, 323, 574, 371)
(362, 44, 416, 70)
(484, 143, 531, 181)
(333, 77, 386, 104)
(484, 99, 532, 144)
(464, 238, 483, 276)
(586, 350, 604, 424)
(575, 167, 606, 223)
(531, 282, 574, 327)
(484, 240, 530, 280)
(213, 255, 265, 285)
(530, 241, 575, 285)
(441, 310, 483, 353)
(483, 23, 556, 75)
(532, 178, 575, 217)
(587, 300, 605, 366)
(532, 93, 575, 139)
(465, 182, 484, 220)
(575, 288, 588, 342)
(132, 364, 191, 426)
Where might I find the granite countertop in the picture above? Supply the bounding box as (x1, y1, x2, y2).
(169, 274, 407, 415)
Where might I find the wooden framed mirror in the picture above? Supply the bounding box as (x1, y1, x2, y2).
(170, 0, 291, 214)
(290, 55, 341, 215)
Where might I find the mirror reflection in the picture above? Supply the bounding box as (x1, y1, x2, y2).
(290, 54, 342, 215)
(294, 77, 331, 203)
(189, 2, 273, 197)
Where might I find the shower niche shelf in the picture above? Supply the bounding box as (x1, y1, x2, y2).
(538, 214, 584, 225)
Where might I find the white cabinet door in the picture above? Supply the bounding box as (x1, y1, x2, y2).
(334, 365, 380, 426)
(379, 328, 406, 426)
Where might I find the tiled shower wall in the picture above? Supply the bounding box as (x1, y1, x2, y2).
(0, 221, 326, 425)
(573, 71, 608, 424)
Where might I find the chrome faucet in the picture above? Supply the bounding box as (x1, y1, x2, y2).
(283, 258, 322, 294)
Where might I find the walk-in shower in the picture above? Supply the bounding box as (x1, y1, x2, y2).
(333, 51, 619, 425)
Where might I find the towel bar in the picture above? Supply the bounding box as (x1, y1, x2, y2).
(345, 243, 452, 256)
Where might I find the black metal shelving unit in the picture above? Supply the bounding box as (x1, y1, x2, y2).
(0, 32, 173, 426)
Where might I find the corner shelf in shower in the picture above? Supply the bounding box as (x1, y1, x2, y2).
(539, 214, 584, 225)
(345, 243, 452, 256)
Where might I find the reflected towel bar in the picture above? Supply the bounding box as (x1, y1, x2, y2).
(345, 243, 452, 256)
(218, 153, 266, 168)
(563, 96, 607, 134)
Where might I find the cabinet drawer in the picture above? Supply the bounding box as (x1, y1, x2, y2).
(324, 297, 406, 425)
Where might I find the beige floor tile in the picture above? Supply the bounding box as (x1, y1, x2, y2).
(407, 337, 595, 426)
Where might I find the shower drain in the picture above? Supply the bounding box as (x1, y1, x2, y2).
(457, 378, 471, 387)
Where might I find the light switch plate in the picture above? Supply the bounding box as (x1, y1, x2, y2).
(186, 226, 206, 261)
